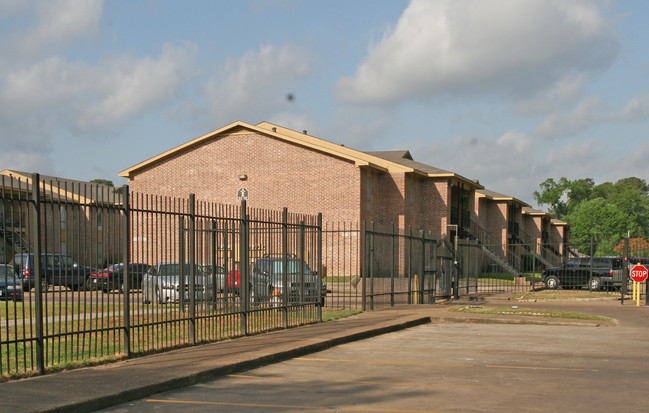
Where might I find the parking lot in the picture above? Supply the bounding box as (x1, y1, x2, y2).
(99, 302, 649, 413)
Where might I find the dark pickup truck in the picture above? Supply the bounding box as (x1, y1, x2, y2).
(542, 256, 625, 291)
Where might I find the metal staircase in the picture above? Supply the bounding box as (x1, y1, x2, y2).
(465, 221, 521, 277)
(0, 220, 31, 257)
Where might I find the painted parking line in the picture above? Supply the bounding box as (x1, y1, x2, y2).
(295, 357, 599, 372)
(227, 373, 499, 389)
(145, 398, 449, 412)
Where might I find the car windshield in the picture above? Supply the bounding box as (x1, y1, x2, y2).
(269, 260, 312, 275)
(565, 259, 580, 267)
(158, 264, 204, 276)
(0, 266, 16, 278)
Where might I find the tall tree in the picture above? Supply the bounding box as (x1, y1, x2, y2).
(536, 176, 649, 247)
(564, 198, 632, 255)
(90, 179, 114, 187)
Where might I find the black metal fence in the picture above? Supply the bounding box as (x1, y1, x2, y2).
(1, 173, 645, 379)
(0, 174, 324, 378)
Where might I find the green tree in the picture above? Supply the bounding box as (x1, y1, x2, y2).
(564, 198, 632, 255)
(533, 178, 569, 218)
(90, 179, 114, 187)
(536, 176, 649, 242)
(533, 177, 594, 219)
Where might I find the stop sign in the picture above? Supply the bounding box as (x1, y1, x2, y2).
(630, 264, 648, 283)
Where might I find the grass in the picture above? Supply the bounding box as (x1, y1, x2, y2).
(509, 290, 623, 301)
(451, 306, 613, 322)
(0, 306, 359, 381)
(478, 272, 543, 283)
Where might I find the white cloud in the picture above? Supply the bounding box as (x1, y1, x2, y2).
(1, 42, 199, 131)
(406, 130, 539, 202)
(0, 151, 54, 175)
(3, 0, 103, 61)
(516, 74, 591, 114)
(533, 97, 608, 138)
(78, 43, 199, 129)
(337, 0, 617, 105)
(613, 93, 649, 122)
(207, 44, 312, 124)
(532, 93, 649, 139)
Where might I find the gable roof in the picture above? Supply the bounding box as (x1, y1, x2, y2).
(366, 150, 483, 189)
(1, 170, 122, 205)
(118, 120, 482, 190)
(119, 121, 409, 178)
(476, 189, 529, 207)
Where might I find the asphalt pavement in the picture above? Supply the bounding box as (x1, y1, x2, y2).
(2, 294, 648, 413)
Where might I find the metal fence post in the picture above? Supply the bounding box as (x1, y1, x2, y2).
(369, 221, 375, 311)
(31, 173, 45, 374)
(431, 236, 437, 304)
(179, 216, 185, 311)
(361, 221, 367, 311)
(211, 220, 218, 311)
(282, 208, 288, 327)
(622, 237, 629, 304)
(122, 185, 131, 357)
(391, 222, 395, 307)
(188, 194, 196, 345)
(420, 230, 426, 304)
(240, 200, 249, 335)
(408, 226, 413, 304)
(317, 213, 323, 321)
(299, 220, 306, 305)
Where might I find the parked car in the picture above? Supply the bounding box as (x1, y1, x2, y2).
(10, 253, 93, 292)
(250, 255, 328, 306)
(0, 264, 23, 301)
(89, 263, 153, 293)
(141, 262, 213, 304)
(542, 256, 625, 291)
(198, 264, 227, 293)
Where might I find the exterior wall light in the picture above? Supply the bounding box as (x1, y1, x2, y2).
(238, 174, 248, 181)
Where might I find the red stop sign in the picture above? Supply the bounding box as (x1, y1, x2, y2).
(630, 265, 648, 283)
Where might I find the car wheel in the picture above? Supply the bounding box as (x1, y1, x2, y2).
(544, 275, 559, 290)
(40, 278, 49, 292)
(249, 285, 256, 306)
(589, 277, 601, 291)
(321, 296, 325, 307)
(142, 286, 151, 304)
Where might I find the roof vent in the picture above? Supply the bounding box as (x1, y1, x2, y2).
(303, 130, 307, 134)
(272, 127, 277, 132)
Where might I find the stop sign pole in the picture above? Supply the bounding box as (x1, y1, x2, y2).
(630, 264, 648, 306)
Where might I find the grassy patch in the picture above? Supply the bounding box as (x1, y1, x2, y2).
(322, 309, 360, 321)
(1, 306, 360, 380)
(478, 272, 542, 283)
(323, 275, 357, 284)
(509, 290, 622, 301)
(451, 306, 612, 321)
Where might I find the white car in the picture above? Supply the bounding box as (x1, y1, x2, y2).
(142, 262, 213, 304)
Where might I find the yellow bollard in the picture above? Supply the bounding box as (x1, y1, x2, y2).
(413, 274, 419, 304)
(633, 281, 637, 301)
(638, 282, 642, 307)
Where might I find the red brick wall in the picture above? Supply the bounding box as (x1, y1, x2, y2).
(130, 132, 362, 224)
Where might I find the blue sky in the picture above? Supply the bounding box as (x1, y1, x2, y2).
(1, 0, 648, 209)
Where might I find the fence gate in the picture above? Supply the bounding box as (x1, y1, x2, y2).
(362, 222, 442, 309)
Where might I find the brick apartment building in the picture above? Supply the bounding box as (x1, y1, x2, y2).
(0, 170, 122, 267)
(119, 121, 483, 237)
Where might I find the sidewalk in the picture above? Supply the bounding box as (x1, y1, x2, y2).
(1, 298, 644, 413)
